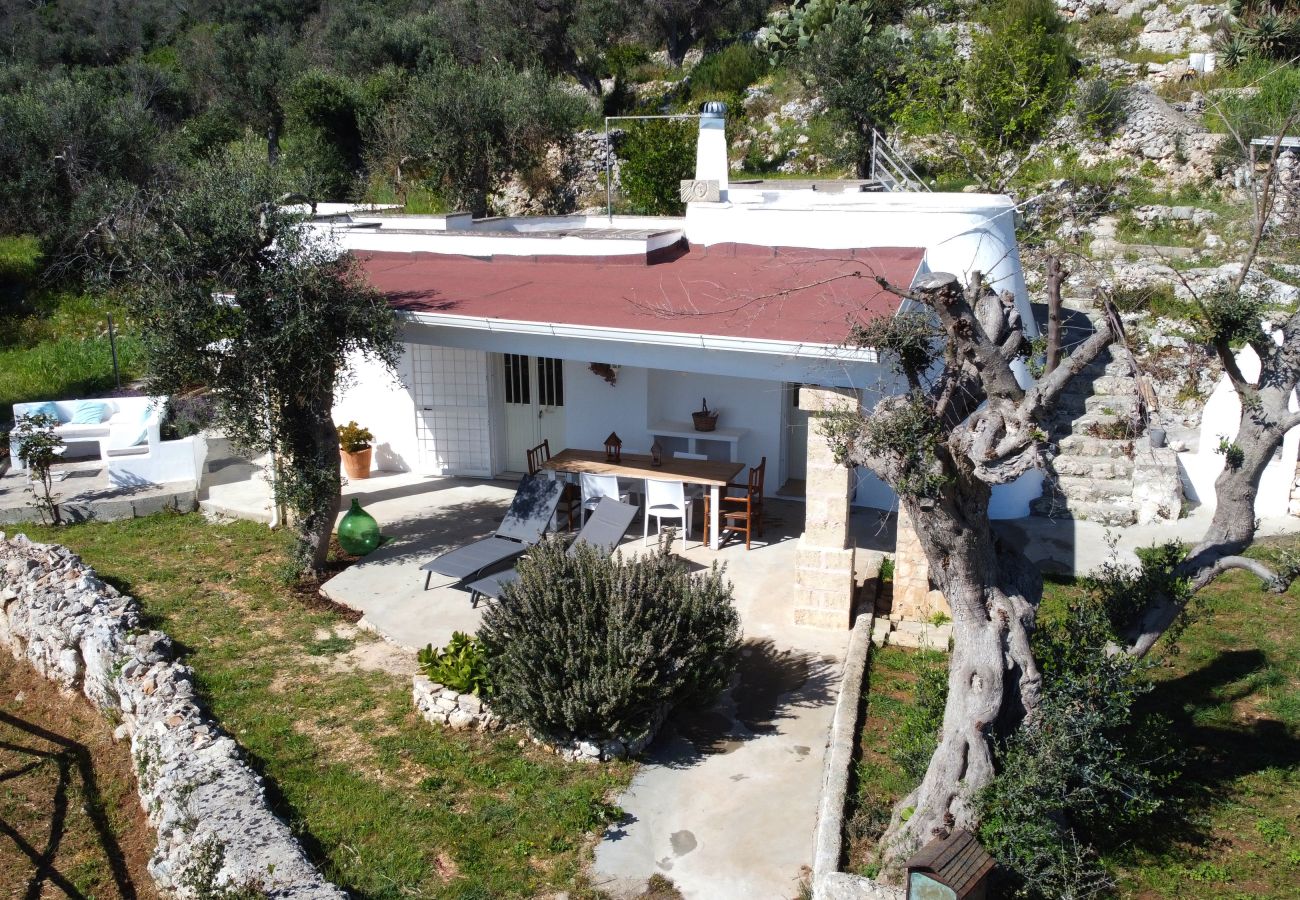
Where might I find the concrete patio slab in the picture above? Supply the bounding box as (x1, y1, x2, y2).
(0, 456, 196, 525)
(319, 479, 894, 900)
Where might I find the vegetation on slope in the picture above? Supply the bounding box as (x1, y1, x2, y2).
(16, 514, 632, 899)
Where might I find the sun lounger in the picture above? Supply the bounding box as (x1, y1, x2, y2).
(419, 475, 563, 591)
(464, 496, 639, 606)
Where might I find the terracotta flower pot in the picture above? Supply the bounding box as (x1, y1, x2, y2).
(341, 447, 372, 479)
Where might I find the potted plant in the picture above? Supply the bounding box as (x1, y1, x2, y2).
(338, 421, 374, 479)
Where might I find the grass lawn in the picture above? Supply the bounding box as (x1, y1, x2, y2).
(1, 287, 145, 422)
(848, 539, 1300, 896)
(844, 645, 947, 877)
(1081, 542, 1300, 899)
(0, 648, 159, 899)
(12, 512, 634, 899)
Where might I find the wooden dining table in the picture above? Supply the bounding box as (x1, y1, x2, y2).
(539, 448, 745, 550)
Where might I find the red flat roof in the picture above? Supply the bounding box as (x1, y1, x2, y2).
(359, 242, 925, 346)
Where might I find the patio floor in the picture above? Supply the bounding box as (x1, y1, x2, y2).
(0, 456, 197, 525)
(319, 476, 893, 900)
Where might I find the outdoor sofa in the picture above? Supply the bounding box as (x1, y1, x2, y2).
(11, 396, 165, 469)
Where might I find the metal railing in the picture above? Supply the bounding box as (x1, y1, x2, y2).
(870, 129, 929, 193)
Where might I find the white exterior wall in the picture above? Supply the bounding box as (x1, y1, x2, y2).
(1182, 345, 1300, 519)
(333, 347, 419, 473)
(564, 363, 654, 455)
(647, 370, 785, 477)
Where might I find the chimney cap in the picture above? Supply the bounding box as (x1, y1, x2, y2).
(700, 100, 727, 118)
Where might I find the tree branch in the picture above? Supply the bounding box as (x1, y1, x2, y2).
(1189, 554, 1289, 594)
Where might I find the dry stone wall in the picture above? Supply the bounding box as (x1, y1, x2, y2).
(412, 673, 662, 762)
(0, 533, 345, 899)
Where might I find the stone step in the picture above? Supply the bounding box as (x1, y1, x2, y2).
(1061, 414, 1142, 439)
(1057, 434, 1137, 458)
(1050, 454, 1136, 478)
(1061, 375, 1138, 398)
(1083, 394, 1141, 415)
(1030, 495, 1138, 526)
(1050, 474, 1134, 500)
(1078, 356, 1132, 377)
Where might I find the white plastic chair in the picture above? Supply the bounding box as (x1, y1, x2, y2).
(674, 451, 707, 531)
(580, 473, 631, 523)
(644, 478, 691, 552)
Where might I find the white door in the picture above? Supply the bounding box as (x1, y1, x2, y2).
(785, 383, 809, 482)
(501, 354, 567, 473)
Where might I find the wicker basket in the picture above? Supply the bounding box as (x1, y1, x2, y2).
(692, 410, 719, 432)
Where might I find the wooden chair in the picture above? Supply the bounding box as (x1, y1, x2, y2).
(704, 456, 766, 550)
(526, 439, 580, 531)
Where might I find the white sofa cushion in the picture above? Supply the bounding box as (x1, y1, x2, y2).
(58, 423, 112, 439)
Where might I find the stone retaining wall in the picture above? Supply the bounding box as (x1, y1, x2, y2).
(412, 674, 502, 731)
(0, 533, 345, 898)
(412, 673, 661, 762)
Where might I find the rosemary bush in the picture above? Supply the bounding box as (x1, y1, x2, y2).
(479, 539, 741, 742)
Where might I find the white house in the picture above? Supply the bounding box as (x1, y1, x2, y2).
(327, 107, 1041, 519)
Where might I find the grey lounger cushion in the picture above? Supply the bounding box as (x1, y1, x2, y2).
(465, 497, 638, 602)
(421, 535, 531, 581)
(420, 475, 563, 584)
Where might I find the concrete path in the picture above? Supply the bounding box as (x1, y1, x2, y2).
(590, 626, 846, 900)
(996, 504, 1300, 576)
(319, 476, 518, 649)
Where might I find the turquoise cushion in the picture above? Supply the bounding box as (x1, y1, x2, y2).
(130, 405, 155, 445)
(70, 401, 110, 424)
(26, 401, 61, 422)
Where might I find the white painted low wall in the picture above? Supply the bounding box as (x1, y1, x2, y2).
(1183, 345, 1300, 519)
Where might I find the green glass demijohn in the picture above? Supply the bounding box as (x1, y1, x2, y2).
(337, 498, 381, 555)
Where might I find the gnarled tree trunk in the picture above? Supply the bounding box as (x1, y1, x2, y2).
(836, 271, 1117, 877)
(878, 470, 1043, 875)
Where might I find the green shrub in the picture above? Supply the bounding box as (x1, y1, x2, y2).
(603, 43, 652, 80)
(480, 539, 741, 742)
(1074, 78, 1126, 137)
(618, 119, 697, 216)
(418, 631, 494, 696)
(1076, 12, 1142, 49)
(162, 393, 216, 440)
(893, 0, 1073, 184)
(977, 594, 1180, 899)
(690, 43, 767, 100)
(963, 0, 1073, 150)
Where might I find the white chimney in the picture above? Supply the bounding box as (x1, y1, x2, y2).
(694, 100, 729, 199)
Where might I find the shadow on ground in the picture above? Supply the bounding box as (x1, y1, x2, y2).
(1108, 648, 1300, 860)
(652, 637, 837, 769)
(0, 709, 139, 900)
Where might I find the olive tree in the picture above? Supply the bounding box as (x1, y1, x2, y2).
(108, 148, 399, 575)
(796, 4, 908, 178)
(1116, 126, 1300, 657)
(367, 60, 586, 216)
(820, 273, 1117, 873)
(832, 129, 1300, 877)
